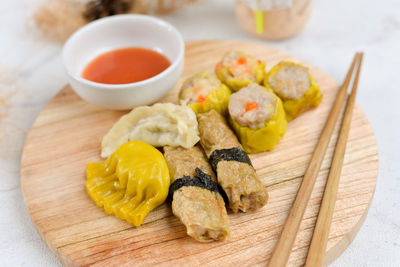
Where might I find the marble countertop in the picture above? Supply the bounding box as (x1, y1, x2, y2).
(1, 0, 399, 266)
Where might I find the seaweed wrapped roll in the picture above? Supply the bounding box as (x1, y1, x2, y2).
(215, 51, 265, 92)
(197, 110, 268, 212)
(164, 145, 230, 242)
(229, 83, 287, 153)
(265, 61, 322, 121)
(179, 71, 231, 115)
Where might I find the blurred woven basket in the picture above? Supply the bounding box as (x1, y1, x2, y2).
(32, 0, 199, 42)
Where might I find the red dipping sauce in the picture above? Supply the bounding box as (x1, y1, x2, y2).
(81, 47, 171, 84)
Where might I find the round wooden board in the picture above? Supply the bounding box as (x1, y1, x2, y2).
(21, 40, 378, 266)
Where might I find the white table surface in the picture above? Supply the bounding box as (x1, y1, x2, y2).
(1, 0, 399, 266)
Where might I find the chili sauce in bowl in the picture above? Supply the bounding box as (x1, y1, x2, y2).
(62, 14, 184, 110)
(82, 47, 171, 85)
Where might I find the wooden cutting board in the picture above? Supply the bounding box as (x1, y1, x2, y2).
(20, 40, 378, 266)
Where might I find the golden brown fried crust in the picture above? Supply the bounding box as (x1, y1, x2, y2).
(197, 110, 240, 157)
(163, 145, 230, 242)
(217, 161, 268, 212)
(196, 110, 268, 212)
(163, 145, 216, 182)
(172, 187, 229, 242)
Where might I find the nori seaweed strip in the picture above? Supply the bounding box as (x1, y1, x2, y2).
(169, 168, 220, 198)
(209, 147, 252, 173)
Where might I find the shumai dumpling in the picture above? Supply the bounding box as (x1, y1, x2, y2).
(265, 61, 322, 121)
(215, 50, 265, 92)
(179, 71, 231, 115)
(228, 83, 287, 153)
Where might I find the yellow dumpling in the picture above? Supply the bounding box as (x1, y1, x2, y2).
(265, 61, 322, 121)
(86, 140, 170, 227)
(215, 51, 265, 92)
(228, 83, 287, 153)
(179, 71, 231, 115)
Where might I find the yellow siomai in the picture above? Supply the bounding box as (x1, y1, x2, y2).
(179, 72, 231, 115)
(265, 62, 322, 121)
(86, 140, 170, 227)
(215, 51, 265, 92)
(229, 87, 287, 154)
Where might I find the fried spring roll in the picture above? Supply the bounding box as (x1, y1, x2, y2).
(164, 145, 230, 242)
(197, 110, 268, 212)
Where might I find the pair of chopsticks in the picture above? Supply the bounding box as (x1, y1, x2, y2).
(268, 52, 364, 267)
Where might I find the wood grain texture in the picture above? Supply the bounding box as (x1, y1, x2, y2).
(20, 40, 378, 267)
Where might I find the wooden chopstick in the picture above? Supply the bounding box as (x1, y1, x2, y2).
(305, 53, 364, 267)
(268, 53, 362, 267)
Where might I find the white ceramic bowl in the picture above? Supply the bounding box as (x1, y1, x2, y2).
(62, 14, 184, 110)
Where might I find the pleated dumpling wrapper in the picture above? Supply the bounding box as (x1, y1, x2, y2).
(101, 103, 200, 158)
(179, 71, 231, 115)
(215, 50, 265, 92)
(265, 61, 322, 121)
(229, 83, 287, 154)
(86, 140, 170, 227)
